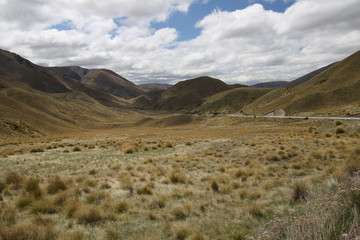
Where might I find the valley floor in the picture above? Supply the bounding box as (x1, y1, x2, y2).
(0, 117, 359, 240)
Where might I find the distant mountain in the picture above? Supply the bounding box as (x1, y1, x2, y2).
(82, 69, 143, 99)
(251, 81, 289, 88)
(154, 76, 232, 111)
(138, 83, 172, 91)
(242, 51, 360, 116)
(51, 66, 143, 99)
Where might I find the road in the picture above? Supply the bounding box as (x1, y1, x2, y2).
(226, 114, 360, 120)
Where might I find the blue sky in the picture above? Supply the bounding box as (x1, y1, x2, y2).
(152, 0, 295, 41)
(0, 0, 359, 84)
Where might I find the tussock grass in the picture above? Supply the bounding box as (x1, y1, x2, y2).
(30, 199, 58, 214)
(169, 169, 188, 184)
(0, 203, 17, 224)
(0, 118, 358, 239)
(46, 176, 67, 194)
(25, 177, 43, 199)
(74, 205, 109, 224)
(0, 222, 57, 240)
(5, 171, 24, 187)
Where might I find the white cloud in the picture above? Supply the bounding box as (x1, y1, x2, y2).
(0, 0, 359, 84)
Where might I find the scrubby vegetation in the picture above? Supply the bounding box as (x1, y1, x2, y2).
(0, 117, 359, 239)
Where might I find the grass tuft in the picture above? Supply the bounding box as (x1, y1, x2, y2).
(292, 181, 309, 202)
(46, 176, 67, 194)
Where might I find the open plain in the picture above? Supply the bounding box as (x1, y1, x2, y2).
(1, 116, 359, 240)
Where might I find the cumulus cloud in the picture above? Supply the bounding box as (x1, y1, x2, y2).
(0, 0, 359, 84)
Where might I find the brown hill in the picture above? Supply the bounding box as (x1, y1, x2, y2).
(287, 62, 337, 88)
(154, 76, 232, 111)
(193, 87, 274, 114)
(243, 50, 360, 116)
(131, 95, 152, 109)
(0, 50, 70, 93)
(0, 49, 141, 137)
(50, 66, 89, 82)
(83, 69, 143, 99)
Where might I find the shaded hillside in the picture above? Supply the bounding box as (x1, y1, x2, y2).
(83, 69, 143, 99)
(0, 49, 141, 137)
(243, 51, 360, 116)
(50, 66, 89, 82)
(0, 50, 70, 93)
(193, 87, 274, 114)
(251, 81, 288, 88)
(154, 76, 232, 111)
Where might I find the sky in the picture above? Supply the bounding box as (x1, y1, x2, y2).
(0, 0, 359, 85)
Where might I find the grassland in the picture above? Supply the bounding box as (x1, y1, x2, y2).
(0, 117, 359, 240)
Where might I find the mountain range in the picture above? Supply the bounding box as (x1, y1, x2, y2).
(1, 48, 359, 137)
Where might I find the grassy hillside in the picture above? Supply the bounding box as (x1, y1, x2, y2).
(287, 62, 337, 88)
(154, 76, 232, 111)
(0, 49, 142, 137)
(193, 87, 274, 114)
(0, 85, 141, 138)
(243, 50, 360, 116)
(251, 81, 289, 88)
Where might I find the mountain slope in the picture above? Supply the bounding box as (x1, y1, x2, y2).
(0, 50, 70, 93)
(50, 66, 89, 82)
(193, 87, 274, 114)
(154, 76, 232, 111)
(243, 51, 360, 116)
(287, 62, 338, 88)
(83, 69, 143, 99)
(0, 49, 140, 137)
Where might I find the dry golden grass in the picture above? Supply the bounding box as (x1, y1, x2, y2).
(0, 117, 358, 239)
